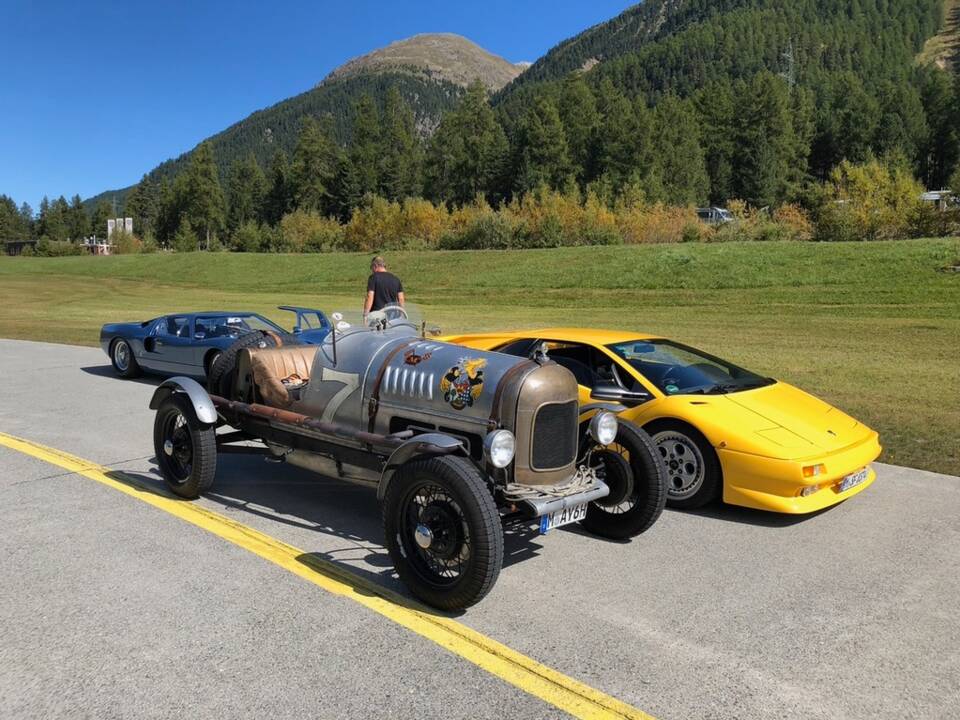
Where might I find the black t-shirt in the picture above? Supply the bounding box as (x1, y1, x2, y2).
(367, 271, 403, 311)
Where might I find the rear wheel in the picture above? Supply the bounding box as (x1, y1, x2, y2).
(111, 339, 141, 378)
(153, 394, 216, 499)
(647, 421, 721, 509)
(383, 456, 503, 610)
(582, 421, 666, 539)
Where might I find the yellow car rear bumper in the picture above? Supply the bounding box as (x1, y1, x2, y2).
(719, 433, 882, 514)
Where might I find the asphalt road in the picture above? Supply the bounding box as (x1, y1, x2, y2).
(1, 338, 958, 719)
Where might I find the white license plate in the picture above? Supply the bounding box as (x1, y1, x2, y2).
(539, 502, 588, 533)
(839, 467, 869, 492)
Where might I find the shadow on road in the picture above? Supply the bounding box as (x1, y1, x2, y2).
(80, 365, 165, 387)
(672, 500, 833, 527)
(105, 452, 550, 616)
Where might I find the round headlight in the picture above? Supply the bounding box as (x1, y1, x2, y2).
(484, 429, 516, 469)
(590, 411, 618, 446)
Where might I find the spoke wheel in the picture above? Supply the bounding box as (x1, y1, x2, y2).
(153, 394, 217, 499)
(384, 456, 502, 610)
(402, 484, 471, 586)
(581, 421, 666, 539)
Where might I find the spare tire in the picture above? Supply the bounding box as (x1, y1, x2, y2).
(207, 330, 294, 399)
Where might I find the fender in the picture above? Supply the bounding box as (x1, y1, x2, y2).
(377, 433, 468, 501)
(149, 376, 218, 425)
(578, 402, 627, 419)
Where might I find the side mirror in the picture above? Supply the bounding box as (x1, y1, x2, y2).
(590, 381, 651, 407)
(292, 326, 302, 334)
(194, 332, 206, 340)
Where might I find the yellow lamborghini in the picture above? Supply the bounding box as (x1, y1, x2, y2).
(442, 328, 881, 514)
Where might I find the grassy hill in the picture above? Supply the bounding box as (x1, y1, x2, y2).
(2, 239, 958, 476)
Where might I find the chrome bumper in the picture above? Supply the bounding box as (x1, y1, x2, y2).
(517, 479, 609, 518)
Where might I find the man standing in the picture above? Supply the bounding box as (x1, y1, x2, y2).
(363, 256, 405, 319)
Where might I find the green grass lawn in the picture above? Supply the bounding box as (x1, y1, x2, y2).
(2, 239, 958, 475)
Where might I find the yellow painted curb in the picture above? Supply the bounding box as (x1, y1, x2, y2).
(0, 431, 656, 720)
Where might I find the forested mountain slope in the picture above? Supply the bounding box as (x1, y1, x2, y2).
(86, 34, 517, 210)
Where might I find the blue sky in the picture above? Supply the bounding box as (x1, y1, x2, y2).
(0, 1, 632, 210)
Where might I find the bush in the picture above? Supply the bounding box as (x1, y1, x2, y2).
(233, 221, 267, 252)
(279, 210, 344, 252)
(112, 228, 143, 254)
(815, 158, 923, 241)
(615, 202, 701, 244)
(140, 233, 159, 254)
(343, 197, 404, 251)
(36, 236, 83, 256)
(440, 213, 513, 250)
(172, 218, 199, 253)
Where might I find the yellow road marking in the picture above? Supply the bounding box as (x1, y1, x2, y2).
(0, 431, 656, 720)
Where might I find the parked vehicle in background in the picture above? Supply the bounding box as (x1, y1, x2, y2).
(696, 207, 734, 225)
(100, 308, 330, 380)
(149, 306, 667, 609)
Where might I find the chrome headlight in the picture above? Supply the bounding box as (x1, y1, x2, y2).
(589, 411, 618, 446)
(484, 429, 516, 469)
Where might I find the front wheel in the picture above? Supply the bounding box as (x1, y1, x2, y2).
(153, 394, 217, 499)
(383, 456, 503, 610)
(581, 421, 667, 539)
(648, 421, 721, 509)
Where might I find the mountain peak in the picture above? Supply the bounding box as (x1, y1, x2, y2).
(322, 33, 525, 92)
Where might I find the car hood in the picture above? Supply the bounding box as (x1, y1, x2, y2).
(724, 382, 871, 454)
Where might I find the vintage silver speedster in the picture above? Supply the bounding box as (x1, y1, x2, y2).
(149, 307, 666, 609)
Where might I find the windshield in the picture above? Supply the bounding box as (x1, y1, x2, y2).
(607, 339, 774, 395)
(328, 303, 425, 335)
(195, 314, 283, 338)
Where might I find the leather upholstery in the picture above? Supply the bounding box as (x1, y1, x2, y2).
(244, 345, 319, 408)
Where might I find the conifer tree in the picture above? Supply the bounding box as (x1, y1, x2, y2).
(341, 94, 381, 210)
(90, 199, 113, 240)
(425, 80, 509, 205)
(67, 194, 90, 241)
(291, 116, 339, 215)
(512, 96, 573, 194)
(650, 95, 709, 206)
(124, 175, 160, 238)
(558, 74, 599, 185)
(182, 141, 226, 248)
(263, 150, 294, 225)
(380, 87, 422, 201)
(226, 153, 267, 231)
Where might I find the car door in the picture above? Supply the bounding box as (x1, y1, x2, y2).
(150, 315, 194, 373)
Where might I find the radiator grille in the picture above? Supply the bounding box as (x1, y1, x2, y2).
(531, 401, 578, 470)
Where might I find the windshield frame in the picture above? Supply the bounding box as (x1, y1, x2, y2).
(605, 339, 775, 396)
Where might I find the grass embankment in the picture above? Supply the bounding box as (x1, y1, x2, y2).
(1, 239, 958, 475)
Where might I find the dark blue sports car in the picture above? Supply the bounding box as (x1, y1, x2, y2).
(100, 307, 330, 379)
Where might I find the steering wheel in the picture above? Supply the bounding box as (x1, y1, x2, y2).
(381, 304, 408, 321)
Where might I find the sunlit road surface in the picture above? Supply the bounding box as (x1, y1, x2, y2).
(1, 338, 958, 719)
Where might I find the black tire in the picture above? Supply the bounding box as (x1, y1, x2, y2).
(206, 330, 279, 399)
(204, 350, 222, 378)
(110, 338, 141, 378)
(153, 393, 217, 499)
(646, 420, 722, 509)
(581, 421, 667, 539)
(383, 456, 503, 610)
